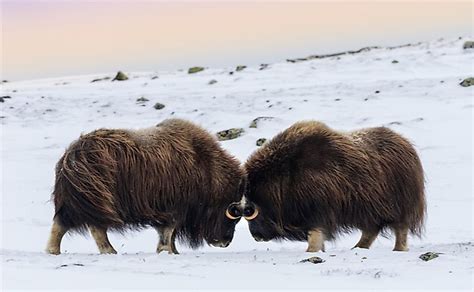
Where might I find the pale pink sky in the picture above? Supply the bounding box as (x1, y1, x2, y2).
(2, 1, 472, 81)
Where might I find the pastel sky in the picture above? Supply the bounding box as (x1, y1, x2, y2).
(2, 1, 472, 81)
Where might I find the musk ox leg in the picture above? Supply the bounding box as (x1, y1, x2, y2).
(353, 229, 379, 249)
(156, 226, 179, 254)
(306, 229, 325, 252)
(393, 227, 409, 251)
(46, 219, 68, 255)
(90, 226, 117, 254)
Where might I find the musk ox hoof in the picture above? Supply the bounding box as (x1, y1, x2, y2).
(306, 247, 325, 253)
(46, 248, 61, 255)
(99, 248, 117, 255)
(157, 245, 179, 255)
(352, 245, 370, 250)
(393, 246, 409, 252)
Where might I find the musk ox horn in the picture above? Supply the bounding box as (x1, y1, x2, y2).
(243, 206, 259, 221)
(225, 203, 242, 220)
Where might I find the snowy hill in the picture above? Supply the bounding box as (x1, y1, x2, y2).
(1, 37, 473, 290)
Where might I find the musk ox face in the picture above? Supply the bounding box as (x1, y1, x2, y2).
(204, 180, 248, 248)
(244, 200, 283, 242)
(206, 207, 241, 248)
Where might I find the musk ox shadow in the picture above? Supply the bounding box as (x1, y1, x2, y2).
(46, 119, 244, 255)
(233, 121, 425, 252)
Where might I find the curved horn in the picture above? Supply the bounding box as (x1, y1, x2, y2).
(225, 208, 240, 220)
(244, 208, 259, 221)
(225, 203, 242, 220)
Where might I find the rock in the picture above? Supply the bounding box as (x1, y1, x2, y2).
(459, 77, 474, 87)
(392, 60, 399, 64)
(388, 121, 402, 126)
(0, 96, 11, 103)
(112, 71, 128, 81)
(256, 138, 267, 146)
(463, 41, 474, 49)
(208, 79, 218, 85)
(259, 64, 269, 70)
(419, 252, 441, 261)
(216, 128, 244, 141)
(153, 102, 165, 110)
(136, 97, 149, 103)
(249, 116, 274, 128)
(151, 76, 159, 80)
(236, 65, 247, 72)
(300, 256, 325, 264)
(2, 80, 8, 83)
(188, 67, 205, 74)
(91, 77, 111, 83)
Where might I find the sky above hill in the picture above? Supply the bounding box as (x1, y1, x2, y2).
(2, 1, 472, 81)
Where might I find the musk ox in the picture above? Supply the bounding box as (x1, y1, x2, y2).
(46, 119, 244, 255)
(231, 121, 425, 252)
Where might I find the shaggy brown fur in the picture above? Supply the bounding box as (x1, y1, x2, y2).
(46, 119, 244, 254)
(243, 121, 425, 251)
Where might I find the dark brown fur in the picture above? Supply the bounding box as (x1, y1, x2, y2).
(244, 121, 425, 249)
(51, 119, 243, 250)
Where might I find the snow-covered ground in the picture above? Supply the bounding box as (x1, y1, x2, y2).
(1, 37, 473, 291)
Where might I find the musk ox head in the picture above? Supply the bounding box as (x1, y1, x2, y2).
(198, 177, 248, 248)
(205, 202, 241, 248)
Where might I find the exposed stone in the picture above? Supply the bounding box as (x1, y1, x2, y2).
(151, 76, 159, 80)
(112, 71, 128, 81)
(153, 102, 165, 110)
(259, 64, 269, 70)
(208, 79, 218, 85)
(0, 96, 11, 103)
(188, 67, 205, 74)
(91, 77, 111, 83)
(459, 77, 474, 87)
(216, 128, 244, 141)
(463, 41, 474, 49)
(419, 252, 441, 261)
(300, 256, 325, 264)
(249, 116, 275, 128)
(392, 60, 399, 64)
(136, 97, 149, 103)
(236, 65, 247, 72)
